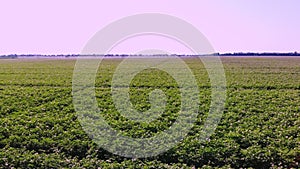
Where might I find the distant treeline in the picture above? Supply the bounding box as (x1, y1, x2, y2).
(0, 54, 80, 59)
(0, 54, 18, 59)
(212, 52, 300, 56)
(1, 52, 300, 59)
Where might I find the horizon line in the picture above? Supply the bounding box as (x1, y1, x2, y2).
(1, 51, 300, 57)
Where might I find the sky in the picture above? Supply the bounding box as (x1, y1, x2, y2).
(0, 0, 299, 55)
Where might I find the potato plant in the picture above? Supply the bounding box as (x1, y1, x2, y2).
(0, 57, 299, 168)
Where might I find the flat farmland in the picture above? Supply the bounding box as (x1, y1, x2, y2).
(0, 57, 299, 168)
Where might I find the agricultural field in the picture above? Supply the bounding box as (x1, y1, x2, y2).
(0, 57, 299, 168)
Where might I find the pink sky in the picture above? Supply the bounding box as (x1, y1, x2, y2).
(0, 0, 299, 55)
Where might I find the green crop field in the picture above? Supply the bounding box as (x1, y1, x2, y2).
(0, 57, 299, 168)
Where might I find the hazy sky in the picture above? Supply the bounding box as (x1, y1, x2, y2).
(0, 0, 299, 54)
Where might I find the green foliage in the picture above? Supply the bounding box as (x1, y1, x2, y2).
(0, 57, 299, 168)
